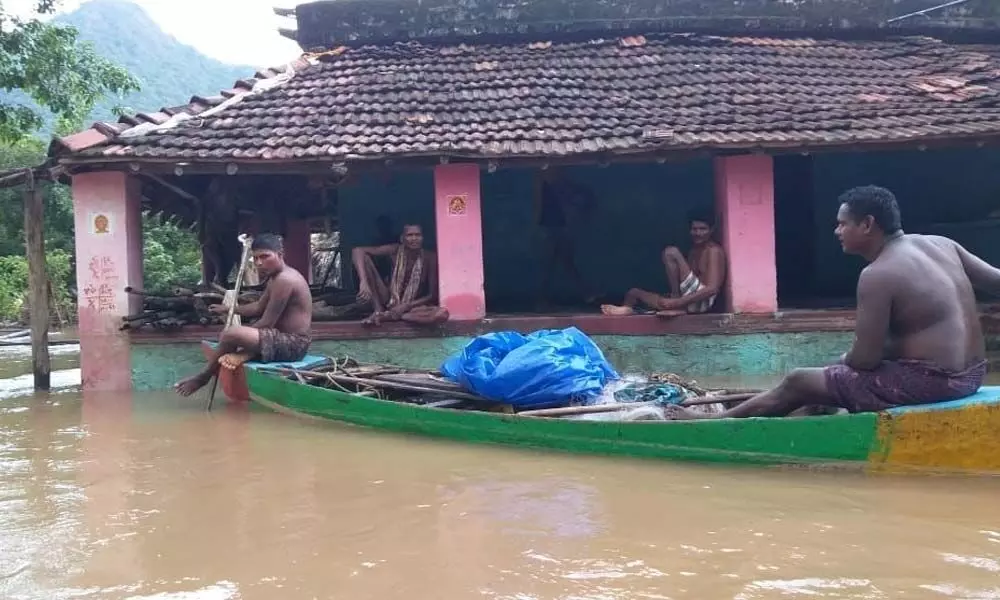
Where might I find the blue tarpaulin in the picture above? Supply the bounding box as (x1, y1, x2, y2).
(440, 327, 620, 409)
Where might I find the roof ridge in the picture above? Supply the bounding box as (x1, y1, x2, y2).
(51, 54, 316, 157)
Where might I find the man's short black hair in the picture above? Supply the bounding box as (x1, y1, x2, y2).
(687, 207, 715, 228)
(251, 232, 284, 253)
(838, 185, 902, 234)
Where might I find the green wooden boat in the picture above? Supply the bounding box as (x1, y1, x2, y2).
(244, 360, 1000, 475)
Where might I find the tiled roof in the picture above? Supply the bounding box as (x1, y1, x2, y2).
(55, 33, 1000, 163)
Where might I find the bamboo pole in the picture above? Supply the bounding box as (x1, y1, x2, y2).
(23, 178, 50, 391)
(206, 234, 253, 411)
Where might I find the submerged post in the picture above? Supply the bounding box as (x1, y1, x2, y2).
(23, 174, 51, 391)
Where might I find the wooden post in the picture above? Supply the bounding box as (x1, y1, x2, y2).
(23, 177, 51, 391)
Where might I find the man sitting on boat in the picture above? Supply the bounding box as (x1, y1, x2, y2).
(351, 223, 450, 327)
(665, 185, 993, 420)
(601, 208, 726, 317)
(174, 233, 314, 396)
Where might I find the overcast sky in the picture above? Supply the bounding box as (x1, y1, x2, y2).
(8, 0, 303, 67)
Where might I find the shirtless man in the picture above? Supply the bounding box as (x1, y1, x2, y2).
(174, 233, 313, 396)
(351, 224, 449, 326)
(601, 208, 726, 317)
(665, 185, 993, 420)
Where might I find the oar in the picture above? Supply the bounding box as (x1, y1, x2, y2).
(206, 234, 253, 411)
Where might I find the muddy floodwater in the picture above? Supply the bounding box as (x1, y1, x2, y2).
(2, 344, 1000, 599)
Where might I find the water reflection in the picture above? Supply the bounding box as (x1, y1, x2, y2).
(0, 355, 999, 598)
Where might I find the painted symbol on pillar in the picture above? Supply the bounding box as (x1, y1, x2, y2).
(82, 282, 117, 313)
(88, 255, 117, 281)
(447, 194, 467, 216)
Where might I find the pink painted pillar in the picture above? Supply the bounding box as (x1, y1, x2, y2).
(714, 155, 777, 313)
(284, 219, 312, 284)
(72, 172, 144, 392)
(433, 164, 486, 320)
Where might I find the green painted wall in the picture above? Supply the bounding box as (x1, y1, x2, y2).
(130, 331, 852, 392)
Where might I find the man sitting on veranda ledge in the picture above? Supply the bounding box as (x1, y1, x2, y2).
(174, 233, 313, 396)
(351, 223, 450, 327)
(601, 208, 726, 317)
(664, 185, 993, 420)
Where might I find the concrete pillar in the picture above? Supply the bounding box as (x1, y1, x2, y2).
(72, 172, 143, 392)
(714, 155, 778, 313)
(284, 218, 313, 284)
(433, 164, 486, 320)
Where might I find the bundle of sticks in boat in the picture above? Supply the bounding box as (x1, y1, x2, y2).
(269, 358, 763, 417)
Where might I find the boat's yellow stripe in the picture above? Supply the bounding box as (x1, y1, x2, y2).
(870, 402, 1000, 474)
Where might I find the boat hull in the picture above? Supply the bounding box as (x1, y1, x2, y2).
(245, 369, 1000, 474)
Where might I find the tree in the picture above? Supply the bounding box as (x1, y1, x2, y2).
(0, 0, 139, 142)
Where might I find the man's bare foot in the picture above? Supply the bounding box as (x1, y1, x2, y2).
(662, 405, 716, 420)
(174, 372, 212, 397)
(655, 310, 687, 319)
(219, 352, 252, 371)
(361, 312, 383, 326)
(600, 304, 635, 316)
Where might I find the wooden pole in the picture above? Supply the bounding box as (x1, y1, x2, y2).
(23, 176, 50, 391)
(206, 234, 253, 411)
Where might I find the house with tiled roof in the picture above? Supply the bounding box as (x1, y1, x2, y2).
(41, 0, 1000, 392)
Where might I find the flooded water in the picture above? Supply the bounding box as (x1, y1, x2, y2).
(2, 345, 1000, 599)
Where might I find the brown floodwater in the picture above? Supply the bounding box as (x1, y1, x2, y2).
(2, 345, 1000, 599)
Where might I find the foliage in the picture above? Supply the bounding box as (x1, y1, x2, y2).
(0, 249, 74, 322)
(0, 0, 140, 142)
(142, 213, 202, 294)
(0, 139, 75, 255)
(0, 254, 29, 321)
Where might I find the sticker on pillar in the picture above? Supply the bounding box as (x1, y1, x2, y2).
(447, 194, 468, 216)
(89, 212, 113, 235)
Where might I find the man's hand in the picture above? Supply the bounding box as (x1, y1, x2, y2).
(208, 304, 228, 315)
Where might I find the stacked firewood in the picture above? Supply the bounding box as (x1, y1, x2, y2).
(121, 284, 369, 331)
(120, 286, 261, 332)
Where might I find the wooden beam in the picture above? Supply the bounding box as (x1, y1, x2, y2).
(273, 6, 295, 17)
(23, 178, 50, 391)
(278, 27, 299, 41)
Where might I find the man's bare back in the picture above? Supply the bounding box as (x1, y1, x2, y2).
(259, 266, 313, 337)
(866, 234, 984, 372)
